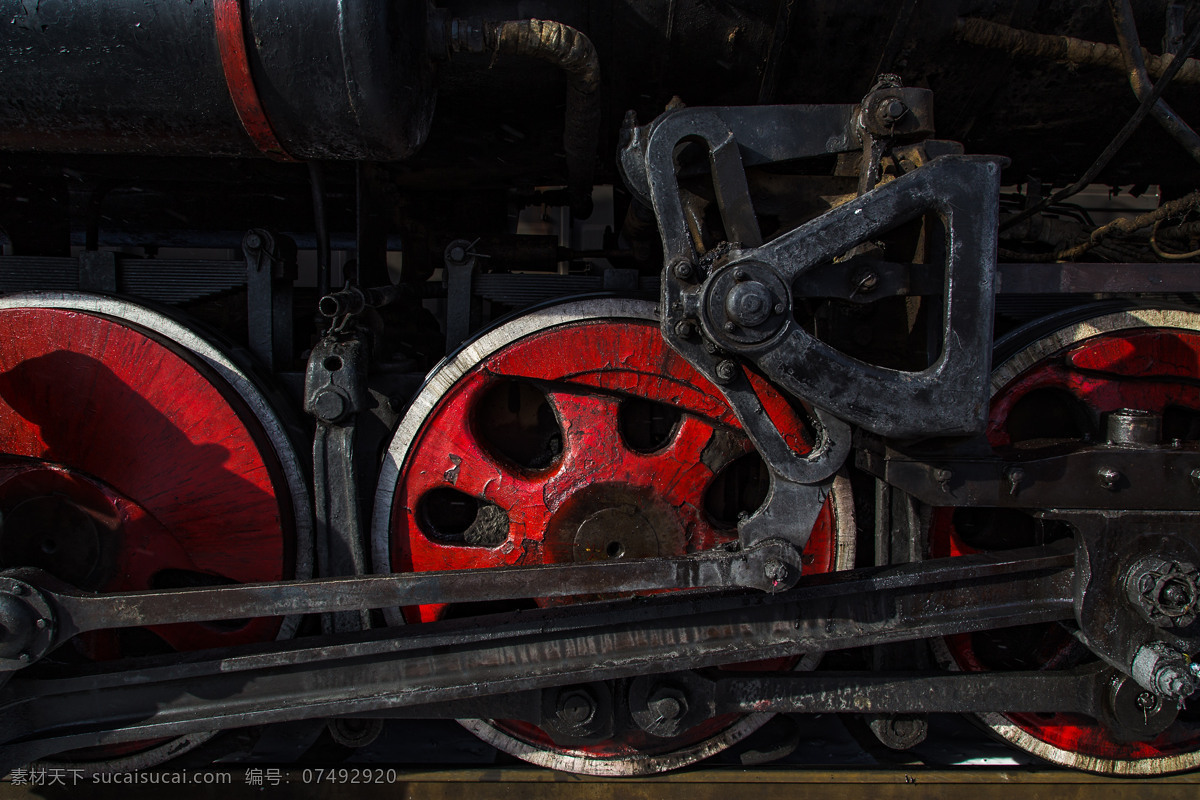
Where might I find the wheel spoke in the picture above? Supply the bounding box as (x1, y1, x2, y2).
(935, 309, 1200, 774)
(0, 297, 308, 769)
(376, 300, 856, 775)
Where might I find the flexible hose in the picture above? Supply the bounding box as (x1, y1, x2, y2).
(448, 18, 601, 219)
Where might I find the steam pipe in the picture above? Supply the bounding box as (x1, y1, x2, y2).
(438, 16, 601, 219)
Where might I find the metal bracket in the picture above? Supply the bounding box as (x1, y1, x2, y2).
(304, 335, 370, 634)
(242, 228, 296, 371)
(623, 105, 1002, 441)
(1058, 511, 1200, 701)
(443, 239, 479, 353)
(856, 437, 1200, 511)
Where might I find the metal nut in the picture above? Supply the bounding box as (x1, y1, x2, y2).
(1132, 642, 1199, 700)
(762, 557, 789, 585)
(1005, 466, 1025, 496)
(672, 261, 694, 281)
(714, 360, 738, 384)
(1125, 556, 1199, 627)
(312, 389, 349, 423)
(1097, 467, 1121, 491)
(556, 689, 596, 727)
(673, 320, 695, 339)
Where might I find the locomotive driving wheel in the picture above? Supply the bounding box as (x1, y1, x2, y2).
(372, 298, 854, 775)
(931, 306, 1200, 775)
(0, 293, 312, 771)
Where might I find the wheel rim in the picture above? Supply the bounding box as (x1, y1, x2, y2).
(931, 307, 1200, 775)
(0, 292, 312, 770)
(373, 298, 854, 775)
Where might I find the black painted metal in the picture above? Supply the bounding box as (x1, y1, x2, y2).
(0, 547, 1074, 766)
(243, 229, 296, 372)
(858, 438, 1200, 511)
(9, 540, 807, 648)
(305, 335, 371, 634)
(0, 0, 434, 160)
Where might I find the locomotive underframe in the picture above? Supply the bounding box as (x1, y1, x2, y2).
(0, 84, 1197, 771)
(0, 0, 1199, 775)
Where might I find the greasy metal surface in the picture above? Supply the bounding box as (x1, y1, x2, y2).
(212, 0, 294, 160)
(304, 335, 370, 634)
(930, 305, 1200, 775)
(27, 540, 807, 644)
(0, 0, 434, 159)
(629, 101, 1001, 439)
(0, 548, 1073, 765)
(859, 442, 1200, 510)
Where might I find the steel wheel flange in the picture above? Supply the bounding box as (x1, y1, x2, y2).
(0, 292, 312, 772)
(931, 306, 1200, 776)
(372, 298, 854, 775)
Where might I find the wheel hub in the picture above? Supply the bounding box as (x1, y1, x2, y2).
(374, 298, 855, 775)
(0, 294, 312, 771)
(553, 484, 685, 563)
(932, 307, 1200, 776)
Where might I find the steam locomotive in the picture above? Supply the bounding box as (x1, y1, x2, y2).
(0, 0, 1198, 777)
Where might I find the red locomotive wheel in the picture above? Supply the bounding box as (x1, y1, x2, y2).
(931, 306, 1200, 775)
(373, 298, 854, 775)
(0, 293, 312, 770)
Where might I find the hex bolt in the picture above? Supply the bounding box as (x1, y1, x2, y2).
(723, 321, 737, 333)
(1132, 642, 1199, 700)
(762, 557, 789, 585)
(1005, 466, 1025, 496)
(556, 689, 596, 728)
(243, 232, 262, 250)
(672, 261, 694, 281)
(715, 360, 738, 384)
(649, 694, 684, 722)
(773, 303, 785, 314)
(1097, 467, 1121, 491)
(1190, 468, 1200, 492)
(646, 686, 689, 725)
(673, 320, 695, 339)
(883, 98, 907, 120)
(312, 389, 348, 423)
(933, 468, 952, 491)
(34, 618, 47, 630)
(733, 268, 748, 282)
